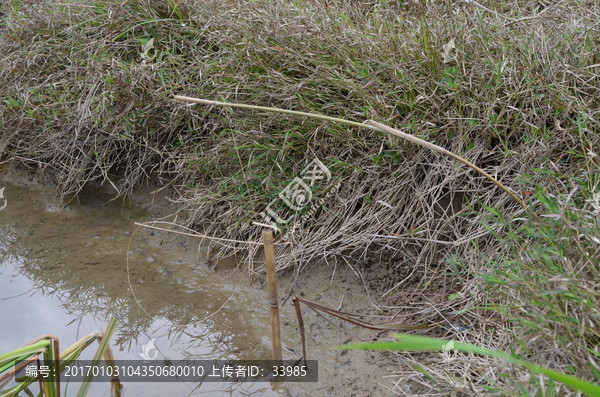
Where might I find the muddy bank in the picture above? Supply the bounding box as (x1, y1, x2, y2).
(0, 166, 397, 396)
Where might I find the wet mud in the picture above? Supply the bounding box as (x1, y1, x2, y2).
(0, 167, 395, 396)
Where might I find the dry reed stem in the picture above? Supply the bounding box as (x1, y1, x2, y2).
(133, 221, 289, 246)
(173, 95, 382, 132)
(99, 335, 122, 395)
(263, 230, 282, 362)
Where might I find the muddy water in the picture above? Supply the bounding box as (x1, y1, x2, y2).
(0, 168, 391, 397)
(0, 169, 283, 396)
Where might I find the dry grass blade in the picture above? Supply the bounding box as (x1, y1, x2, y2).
(133, 221, 268, 246)
(172, 95, 382, 131)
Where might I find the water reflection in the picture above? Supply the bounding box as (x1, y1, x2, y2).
(0, 174, 277, 395)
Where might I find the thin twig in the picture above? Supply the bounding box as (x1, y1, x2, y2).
(463, 0, 517, 22)
(293, 297, 308, 364)
(504, 14, 569, 27)
(295, 296, 436, 331)
(134, 221, 290, 246)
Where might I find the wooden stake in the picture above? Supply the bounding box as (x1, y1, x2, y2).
(263, 230, 282, 362)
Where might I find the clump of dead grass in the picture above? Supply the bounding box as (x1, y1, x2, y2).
(0, 0, 598, 394)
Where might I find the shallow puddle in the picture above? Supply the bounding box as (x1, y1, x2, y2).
(0, 168, 392, 397)
(0, 170, 282, 396)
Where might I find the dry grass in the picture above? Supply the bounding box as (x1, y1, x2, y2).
(1, 0, 598, 395)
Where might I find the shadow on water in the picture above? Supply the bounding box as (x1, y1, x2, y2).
(0, 169, 280, 395)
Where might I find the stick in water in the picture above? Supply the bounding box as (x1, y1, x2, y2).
(263, 230, 282, 362)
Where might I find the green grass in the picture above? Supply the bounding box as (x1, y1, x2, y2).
(473, 167, 600, 391)
(340, 333, 600, 396)
(0, 319, 118, 397)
